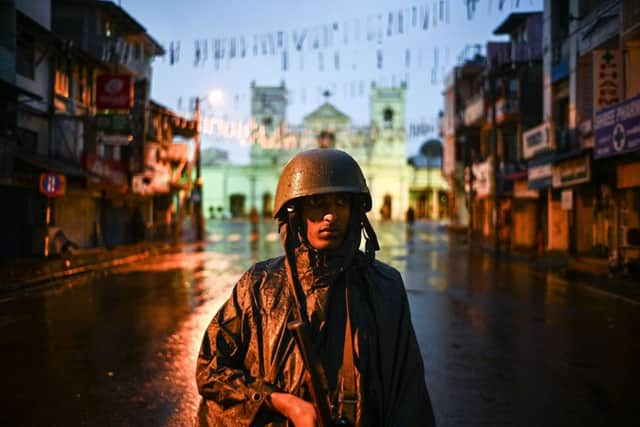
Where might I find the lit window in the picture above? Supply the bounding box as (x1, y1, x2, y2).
(55, 68, 69, 98)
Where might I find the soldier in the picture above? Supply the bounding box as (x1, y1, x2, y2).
(195, 148, 435, 427)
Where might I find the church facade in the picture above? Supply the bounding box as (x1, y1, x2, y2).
(202, 81, 412, 221)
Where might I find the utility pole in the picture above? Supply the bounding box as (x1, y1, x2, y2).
(489, 62, 500, 256)
(194, 97, 204, 241)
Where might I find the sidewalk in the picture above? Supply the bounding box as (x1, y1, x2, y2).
(0, 241, 184, 297)
(446, 224, 640, 305)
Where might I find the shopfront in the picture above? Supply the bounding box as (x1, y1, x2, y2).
(512, 180, 538, 249)
(552, 154, 592, 254)
(471, 158, 493, 239)
(527, 155, 553, 252)
(594, 94, 640, 260)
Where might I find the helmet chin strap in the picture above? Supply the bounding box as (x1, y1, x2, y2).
(361, 214, 379, 263)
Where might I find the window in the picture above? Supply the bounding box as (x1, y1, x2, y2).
(75, 66, 90, 105)
(383, 107, 394, 129)
(16, 33, 35, 80)
(55, 67, 69, 98)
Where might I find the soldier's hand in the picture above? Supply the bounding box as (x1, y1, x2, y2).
(268, 392, 317, 427)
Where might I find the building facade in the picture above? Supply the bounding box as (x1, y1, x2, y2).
(203, 82, 417, 221)
(0, 0, 197, 259)
(441, 4, 640, 265)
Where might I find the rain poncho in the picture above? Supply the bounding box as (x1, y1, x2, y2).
(195, 227, 434, 427)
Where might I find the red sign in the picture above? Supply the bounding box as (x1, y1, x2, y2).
(96, 74, 133, 109)
(84, 153, 128, 193)
(39, 173, 66, 197)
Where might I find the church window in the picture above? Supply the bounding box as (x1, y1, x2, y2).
(262, 116, 273, 130)
(383, 108, 394, 129)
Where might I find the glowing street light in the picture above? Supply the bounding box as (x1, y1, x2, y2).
(207, 88, 224, 107)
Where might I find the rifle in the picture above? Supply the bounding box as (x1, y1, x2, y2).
(287, 320, 334, 427)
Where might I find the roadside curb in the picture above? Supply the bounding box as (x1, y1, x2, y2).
(450, 237, 640, 306)
(0, 242, 194, 298)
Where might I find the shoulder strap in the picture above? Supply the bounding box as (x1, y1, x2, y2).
(338, 284, 358, 424)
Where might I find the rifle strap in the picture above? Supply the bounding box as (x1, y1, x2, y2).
(339, 283, 358, 425)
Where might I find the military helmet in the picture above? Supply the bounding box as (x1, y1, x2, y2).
(273, 148, 371, 219)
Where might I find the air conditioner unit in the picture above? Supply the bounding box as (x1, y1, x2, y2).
(621, 226, 640, 248)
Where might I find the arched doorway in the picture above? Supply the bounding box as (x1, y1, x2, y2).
(262, 192, 273, 217)
(229, 194, 246, 218)
(380, 194, 392, 220)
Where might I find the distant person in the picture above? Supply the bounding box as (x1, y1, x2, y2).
(249, 206, 260, 233)
(195, 149, 434, 426)
(406, 206, 415, 227)
(209, 205, 216, 220)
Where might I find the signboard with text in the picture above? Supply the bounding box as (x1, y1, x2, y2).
(553, 155, 591, 188)
(472, 158, 493, 198)
(84, 153, 128, 192)
(523, 122, 554, 160)
(96, 75, 133, 109)
(527, 162, 553, 190)
(593, 49, 622, 113)
(594, 94, 640, 158)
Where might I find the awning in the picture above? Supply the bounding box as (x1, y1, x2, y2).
(15, 152, 94, 178)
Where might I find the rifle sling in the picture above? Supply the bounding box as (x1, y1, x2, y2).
(339, 283, 358, 424)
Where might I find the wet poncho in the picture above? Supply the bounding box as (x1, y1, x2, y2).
(195, 226, 435, 427)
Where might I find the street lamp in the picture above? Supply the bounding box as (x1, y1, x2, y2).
(193, 88, 225, 242)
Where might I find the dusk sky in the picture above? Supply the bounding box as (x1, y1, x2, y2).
(120, 0, 543, 163)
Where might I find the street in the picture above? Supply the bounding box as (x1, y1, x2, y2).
(0, 220, 638, 426)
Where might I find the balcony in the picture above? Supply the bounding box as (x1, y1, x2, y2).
(511, 41, 542, 63)
(488, 41, 542, 68)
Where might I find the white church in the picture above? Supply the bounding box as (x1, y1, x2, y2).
(202, 81, 414, 221)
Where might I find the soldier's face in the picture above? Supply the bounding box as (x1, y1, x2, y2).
(301, 193, 351, 251)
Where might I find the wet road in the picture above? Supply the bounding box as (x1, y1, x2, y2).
(0, 220, 639, 426)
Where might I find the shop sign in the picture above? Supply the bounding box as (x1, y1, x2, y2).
(561, 190, 573, 210)
(472, 158, 493, 198)
(523, 122, 554, 160)
(39, 173, 66, 197)
(95, 114, 133, 134)
(96, 132, 133, 146)
(527, 162, 552, 189)
(594, 94, 640, 158)
(593, 49, 622, 113)
(553, 155, 591, 188)
(617, 162, 640, 189)
(514, 180, 539, 199)
(84, 153, 128, 192)
(96, 74, 133, 109)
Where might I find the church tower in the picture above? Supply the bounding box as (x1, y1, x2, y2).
(364, 82, 409, 220)
(368, 82, 407, 163)
(250, 81, 288, 166)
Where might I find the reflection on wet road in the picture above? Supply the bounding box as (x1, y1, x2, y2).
(0, 219, 638, 426)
